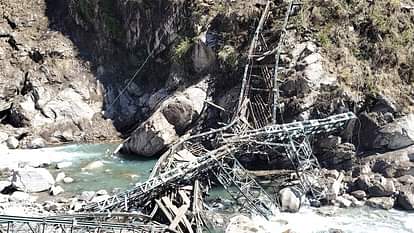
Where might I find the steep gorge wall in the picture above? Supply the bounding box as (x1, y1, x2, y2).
(0, 0, 118, 148)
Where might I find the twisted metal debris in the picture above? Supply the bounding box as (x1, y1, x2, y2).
(0, 1, 356, 232)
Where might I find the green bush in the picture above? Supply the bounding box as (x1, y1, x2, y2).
(218, 45, 238, 68)
(172, 38, 193, 64)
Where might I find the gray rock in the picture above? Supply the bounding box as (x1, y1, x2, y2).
(396, 186, 414, 210)
(96, 190, 108, 196)
(351, 190, 367, 200)
(371, 94, 398, 114)
(355, 175, 371, 191)
(56, 198, 70, 203)
(56, 161, 73, 169)
(298, 53, 337, 90)
(79, 191, 95, 202)
(0, 181, 11, 193)
(397, 175, 414, 185)
(343, 194, 364, 207)
(326, 173, 344, 202)
(28, 137, 46, 149)
(6, 136, 19, 149)
(279, 187, 302, 213)
(55, 172, 65, 183)
(325, 170, 340, 179)
(367, 176, 395, 197)
(63, 177, 74, 184)
(362, 146, 414, 178)
(122, 80, 207, 157)
(336, 196, 352, 208)
(373, 113, 414, 150)
(11, 167, 55, 193)
(82, 161, 104, 170)
(122, 111, 178, 157)
(366, 197, 394, 210)
(70, 199, 83, 211)
(49, 186, 64, 196)
(372, 160, 397, 178)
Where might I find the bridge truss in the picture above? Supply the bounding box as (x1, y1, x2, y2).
(0, 1, 357, 233)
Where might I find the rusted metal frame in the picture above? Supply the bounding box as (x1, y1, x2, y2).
(272, 0, 296, 124)
(236, 1, 272, 119)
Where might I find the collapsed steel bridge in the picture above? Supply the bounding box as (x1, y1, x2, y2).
(0, 1, 357, 232)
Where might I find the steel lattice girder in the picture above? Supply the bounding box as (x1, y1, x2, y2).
(213, 154, 278, 219)
(83, 146, 234, 212)
(0, 215, 167, 233)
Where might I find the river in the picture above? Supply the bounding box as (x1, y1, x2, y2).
(1, 143, 413, 233)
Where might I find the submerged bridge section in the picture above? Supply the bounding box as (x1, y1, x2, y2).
(0, 1, 357, 233)
(0, 214, 167, 233)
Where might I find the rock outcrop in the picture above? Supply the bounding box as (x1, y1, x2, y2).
(0, 0, 119, 145)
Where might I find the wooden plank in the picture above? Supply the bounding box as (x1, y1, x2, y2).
(162, 197, 193, 233)
(155, 199, 173, 223)
(178, 190, 191, 205)
(149, 203, 159, 219)
(176, 149, 197, 162)
(169, 205, 189, 230)
(193, 180, 200, 212)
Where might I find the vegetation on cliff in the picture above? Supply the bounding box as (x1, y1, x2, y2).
(300, 0, 414, 113)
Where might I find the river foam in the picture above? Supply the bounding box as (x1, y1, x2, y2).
(245, 206, 414, 233)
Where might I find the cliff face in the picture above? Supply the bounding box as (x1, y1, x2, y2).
(0, 0, 413, 153)
(0, 0, 118, 147)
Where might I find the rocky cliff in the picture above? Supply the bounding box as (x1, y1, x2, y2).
(0, 0, 119, 148)
(1, 0, 414, 158)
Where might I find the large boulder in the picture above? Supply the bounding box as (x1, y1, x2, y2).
(367, 176, 395, 197)
(122, 111, 179, 156)
(122, 80, 207, 157)
(11, 167, 55, 193)
(279, 186, 302, 213)
(27, 137, 46, 149)
(6, 136, 19, 149)
(162, 84, 207, 133)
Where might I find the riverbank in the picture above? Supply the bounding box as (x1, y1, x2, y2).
(0, 144, 413, 233)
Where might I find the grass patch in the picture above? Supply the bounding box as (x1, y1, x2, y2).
(171, 37, 194, 64)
